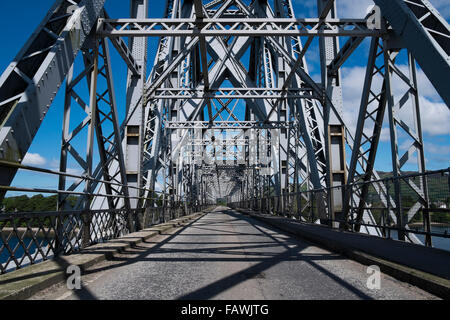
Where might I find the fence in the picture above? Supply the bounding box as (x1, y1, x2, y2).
(0, 201, 209, 274)
(230, 169, 450, 249)
(0, 159, 210, 274)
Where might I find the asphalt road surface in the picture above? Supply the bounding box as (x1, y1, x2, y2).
(31, 206, 437, 300)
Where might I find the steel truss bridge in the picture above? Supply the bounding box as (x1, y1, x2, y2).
(0, 0, 449, 274)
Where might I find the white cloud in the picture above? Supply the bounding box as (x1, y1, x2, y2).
(337, 0, 373, 18)
(66, 168, 83, 176)
(294, 0, 373, 18)
(47, 158, 83, 182)
(425, 142, 450, 155)
(64, 168, 84, 184)
(428, 0, 450, 20)
(22, 153, 46, 166)
(379, 128, 391, 142)
(418, 97, 450, 135)
(293, 0, 449, 20)
(335, 0, 449, 20)
(399, 140, 412, 152)
(341, 64, 450, 138)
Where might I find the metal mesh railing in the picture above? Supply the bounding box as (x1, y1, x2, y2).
(0, 158, 212, 274)
(230, 169, 450, 250)
(0, 202, 209, 274)
(0, 208, 132, 273)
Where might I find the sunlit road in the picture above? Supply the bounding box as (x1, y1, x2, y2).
(31, 206, 437, 300)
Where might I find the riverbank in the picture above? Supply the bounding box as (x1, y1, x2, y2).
(1, 228, 55, 239)
(409, 222, 450, 228)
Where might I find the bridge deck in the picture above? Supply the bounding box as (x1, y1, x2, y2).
(31, 207, 437, 300)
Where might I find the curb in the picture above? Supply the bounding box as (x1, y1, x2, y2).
(0, 212, 206, 300)
(235, 208, 450, 299)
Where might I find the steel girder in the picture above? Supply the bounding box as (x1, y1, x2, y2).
(124, 0, 147, 219)
(102, 11, 141, 77)
(148, 88, 317, 100)
(58, 38, 130, 212)
(0, 0, 107, 200)
(344, 37, 391, 231)
(140, 0, 190, 208)
(317, 0, 347, 225)
(262, 0, 327, 215)
(165, 121, 294, 130)
(57, 37, 133, 243)
(155, 1, 274, 204)
(140, 0, 176, 203)
(374, 0, 450, 108)
(89, 39, 131, 213)
(0, 0, 448, 247)
(384, 43, 429, 244)
(97, 17, 382, 37)
(154, 0, 361, 216)
(344, 25, 433, 243)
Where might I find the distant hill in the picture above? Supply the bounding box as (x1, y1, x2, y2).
(373, 171, 449, 202)
(376, 171, 425, 179)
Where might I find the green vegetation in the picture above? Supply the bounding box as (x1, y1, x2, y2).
(216, 198, 227, 206)
(0, 195, 77, 228)
(0, 193, 169, 214)
(364, 171, 450, 225)
(1, 195, 77, 213)
(1, 169, 448, 225)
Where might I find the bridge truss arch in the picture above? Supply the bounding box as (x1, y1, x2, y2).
(0, 0, 449, 260)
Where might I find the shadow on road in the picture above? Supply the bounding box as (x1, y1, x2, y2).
(178, 209, 372, 300)
(50, 207, 373, 300)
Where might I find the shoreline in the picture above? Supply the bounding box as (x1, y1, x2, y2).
(408, 222, 450, 228)
(0, 227, 55, 239)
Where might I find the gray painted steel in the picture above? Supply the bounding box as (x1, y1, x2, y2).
(0, 0, 449, 250)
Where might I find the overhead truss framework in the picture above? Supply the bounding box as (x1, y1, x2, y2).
(0, 0, 449, 247)
(97, 17, 383, 37)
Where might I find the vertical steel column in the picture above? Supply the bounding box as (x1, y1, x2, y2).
(0, 0, 107, 201)
(384, 39, 430, 243)
(317, 0, 346, 227)
(383, 40, 404, 240)
(408, 51, 431, 246)
(58, 65, 74, 211)
(345, 37, 387, 231)
(82, 39, 99, 247)
(125, 0, 148, 213)
(56, 65, 74, 254)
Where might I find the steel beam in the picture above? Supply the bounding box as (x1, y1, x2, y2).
(0, 0, 107, 200)
(149, 88, 317, 100)
(98, 18, 382, 37)
(374, 0, 450, 108)
(125, 0, 148, 216)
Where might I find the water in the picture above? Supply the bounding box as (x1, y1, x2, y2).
(389, 226, 450, 251)
(0, 237, 50, 268)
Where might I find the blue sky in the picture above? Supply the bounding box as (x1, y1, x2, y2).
(0, 0, 449, 197)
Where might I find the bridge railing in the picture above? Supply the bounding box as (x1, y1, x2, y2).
(0, 201, 209, 274)
(230, 169, 450, 249)
(0, 158, 212, 274)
